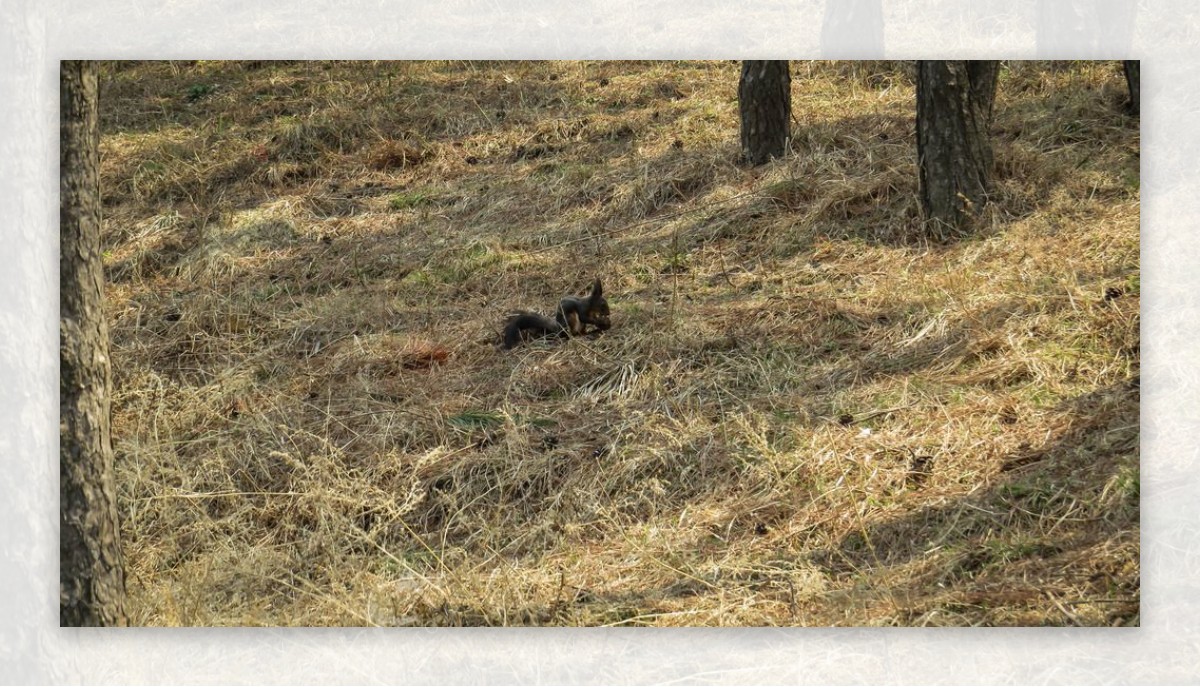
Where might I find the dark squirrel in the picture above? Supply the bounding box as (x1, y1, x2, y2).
(502, 278, 612, 349)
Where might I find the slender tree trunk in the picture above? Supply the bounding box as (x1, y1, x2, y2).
(916, 60, 995, 233)
(60, 60, 128, 627)
(738, 61, 791, 166)
(1123, 60, 1139, 116)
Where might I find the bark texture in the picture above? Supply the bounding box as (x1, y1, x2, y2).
(738, 61, 791, 166)
(1123, 60, 1139, 116)
(966, 60, 1000, 123)
(916, 60, 996, 232)
(60, 60, 128, 627)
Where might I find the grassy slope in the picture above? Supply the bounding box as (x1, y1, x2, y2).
(99, 60, 1139, 626)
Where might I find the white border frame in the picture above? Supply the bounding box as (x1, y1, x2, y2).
(5, 0, 1188, 682)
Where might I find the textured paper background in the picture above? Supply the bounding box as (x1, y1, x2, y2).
(3, 0, 1191, 682)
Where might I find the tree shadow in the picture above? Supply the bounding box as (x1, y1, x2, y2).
(99, 60, 727, 289)
(810, 376, 1139, 624)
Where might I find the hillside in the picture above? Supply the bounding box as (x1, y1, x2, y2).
(98, 60, 1139, 626)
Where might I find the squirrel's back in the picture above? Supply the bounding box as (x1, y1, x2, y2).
(502, 311, 561, 349)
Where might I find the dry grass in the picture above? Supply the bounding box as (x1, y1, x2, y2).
(99, 60, 1139, 626)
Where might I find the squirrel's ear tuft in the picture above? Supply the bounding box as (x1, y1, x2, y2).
(592, 278, 603, 298)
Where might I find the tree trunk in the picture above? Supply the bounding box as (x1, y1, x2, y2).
(916, 60, 995, 233)
(1123, 60, 1139, 116)
(966, 60, 1000, 123)
(60, 60, 128, 627)
(738, 61, 791, 166)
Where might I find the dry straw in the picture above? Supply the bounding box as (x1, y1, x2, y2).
(100, 60, 1138, 626)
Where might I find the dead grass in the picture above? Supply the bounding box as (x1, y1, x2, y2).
(99, 60, 1138, 626)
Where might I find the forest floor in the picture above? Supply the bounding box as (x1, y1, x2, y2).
(98, 60, 1139, 626)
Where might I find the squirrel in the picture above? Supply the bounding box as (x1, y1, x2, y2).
(502, 278, 612, 349)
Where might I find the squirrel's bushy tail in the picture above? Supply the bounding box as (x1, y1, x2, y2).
(502, 311, 562, 349)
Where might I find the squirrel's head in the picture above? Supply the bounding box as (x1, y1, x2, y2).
(587, 278, 611, 329)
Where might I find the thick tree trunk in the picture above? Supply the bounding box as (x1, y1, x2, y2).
(966, 60, 1000, 123)
(916, 60, 995, 233)
(60, 60, 128, 627)
(738, 61, 791, 166)
(1123, 60, 1139, 116)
